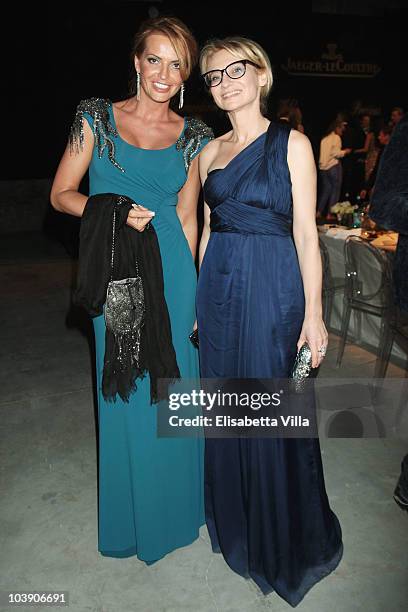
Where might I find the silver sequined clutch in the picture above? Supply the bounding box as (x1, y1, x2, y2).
(104, 197, 145, 368)
(290, 342, 313, 393)
(105, 277, 145, 336)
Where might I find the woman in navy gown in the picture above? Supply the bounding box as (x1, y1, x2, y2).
(196, 37, 343, 607)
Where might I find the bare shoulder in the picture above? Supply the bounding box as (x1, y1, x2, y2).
(287, 129, 314, 166)
(198, 137, 221, 174)
(112, 98, 134, 113)
(217, 129, 234, 143)
(199, 130, 232, 163)
(288, 128, 312, 152)
(200, 136, 221, 157)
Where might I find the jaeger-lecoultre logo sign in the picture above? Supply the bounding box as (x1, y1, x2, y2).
(282, 43, 381, 78)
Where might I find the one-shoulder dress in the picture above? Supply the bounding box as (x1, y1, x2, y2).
(196, 121, 343, 607)
(71, 98, 213, 562)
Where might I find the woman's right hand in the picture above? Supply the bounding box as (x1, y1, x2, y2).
(127, 204, 155, 232)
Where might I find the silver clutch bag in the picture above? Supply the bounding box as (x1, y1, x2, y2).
(290, 342, 313, 393)
(105, 276, 145, 336)
(104, 197, 145, 368)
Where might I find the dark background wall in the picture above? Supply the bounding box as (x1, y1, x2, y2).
(3, 0, 408, 180)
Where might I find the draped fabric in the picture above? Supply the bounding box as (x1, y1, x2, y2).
(196, 122, 343, 607)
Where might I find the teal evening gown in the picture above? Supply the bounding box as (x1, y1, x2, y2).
(70, 98, 213, 562)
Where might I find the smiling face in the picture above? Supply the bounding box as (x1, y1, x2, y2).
(203, 49, 266, 113)
(134, 33, 183, 103)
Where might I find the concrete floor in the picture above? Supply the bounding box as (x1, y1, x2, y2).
(0, 232, 407, 612)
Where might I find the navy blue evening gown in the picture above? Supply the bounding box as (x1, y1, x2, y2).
(196, 122, 343, 607)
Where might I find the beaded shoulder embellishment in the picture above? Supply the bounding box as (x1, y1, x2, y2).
(69, 98, 125, 172)
(176, 117, 214, 172)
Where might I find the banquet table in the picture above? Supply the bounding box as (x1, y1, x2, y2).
(318, 226, 405, 364)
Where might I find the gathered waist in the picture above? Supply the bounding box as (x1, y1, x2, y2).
(210, 197, 292, 236)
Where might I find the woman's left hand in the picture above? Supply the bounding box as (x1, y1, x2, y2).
(297, 315, 328, 368)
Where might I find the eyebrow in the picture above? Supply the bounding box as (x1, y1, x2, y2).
(205, 60, 241, 72)
(145, 53, 180, 63)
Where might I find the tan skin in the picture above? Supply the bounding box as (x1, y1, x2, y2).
(50, 33, 201, 258)
(198, 49, 327, 368)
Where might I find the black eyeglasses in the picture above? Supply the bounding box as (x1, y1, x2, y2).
(202, 59, 260, 88)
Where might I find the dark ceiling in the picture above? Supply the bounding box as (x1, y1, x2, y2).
(3, 1, 408, 178)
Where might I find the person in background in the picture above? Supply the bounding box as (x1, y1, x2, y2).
(339, 110, 355, 200)
(368, 114, 408, 513)
(365, 118, 382, 184)
(317, 118, 352, 218)
(276, 97, 305, 133)
(351, 113, 375, 196)
(390, 106, 405, 131)
(359, 125, 392, 201)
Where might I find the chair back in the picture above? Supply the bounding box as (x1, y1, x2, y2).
(393, 310, 408, 354)
(319, 236, 334, 292)
(343, 236, 394, 310)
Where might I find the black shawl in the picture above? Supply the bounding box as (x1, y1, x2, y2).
(74, 193, 180, 403)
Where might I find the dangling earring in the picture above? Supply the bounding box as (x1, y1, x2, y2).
(179, 83, 185, 109)
(136, 72, 141, 101)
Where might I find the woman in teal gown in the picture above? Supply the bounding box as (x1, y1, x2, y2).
(50, 17, 213, 562)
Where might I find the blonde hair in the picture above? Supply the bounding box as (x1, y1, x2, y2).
(129, 16, 198, 89)
(200, 36, 273, 113)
